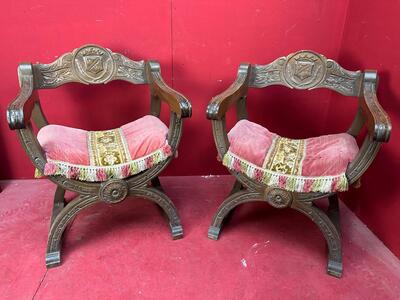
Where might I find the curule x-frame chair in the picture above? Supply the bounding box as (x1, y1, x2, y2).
(206, 50, 391, 278)
(7, 44, 191, 268)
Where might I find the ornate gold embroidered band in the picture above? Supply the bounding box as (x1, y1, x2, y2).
(88, 128, 132, 166)
(263, 137, 306, 175)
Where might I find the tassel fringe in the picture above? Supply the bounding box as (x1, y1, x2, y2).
(37, 143, 173, 182)
(222, 151, 349, 193)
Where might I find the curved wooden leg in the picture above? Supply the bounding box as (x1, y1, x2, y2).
(50, 186, 66, 223)
(130, 187, 183, 240)
(328, 194, 340, 232)
(150, 176, 164, 192)
(46, 194, 99, 268)
(292, 200, 343, 278)
(222, 180, 245, 224)
(208, 190, 262, 240)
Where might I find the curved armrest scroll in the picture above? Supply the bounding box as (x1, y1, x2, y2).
(146, 61, 191, 118)
(7, 64, 37, 130)
(206, 63, 250, 120)
(361, 71, 391, 142)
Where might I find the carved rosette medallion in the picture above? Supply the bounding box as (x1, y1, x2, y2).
(72, 45, 115, 83)
(264, 187, 292, 208)
(283, 51, 326, 89)
(99, 179, 128, 204)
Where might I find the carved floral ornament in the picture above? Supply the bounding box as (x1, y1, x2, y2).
(99, 178, 129, 204)
(264, 187, 293, 208)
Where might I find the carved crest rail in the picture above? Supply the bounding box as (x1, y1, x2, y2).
(250, 50, 363, 96)
(34, 44, 146, 88)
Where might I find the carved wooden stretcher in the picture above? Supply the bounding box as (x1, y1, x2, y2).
(206, 50, 391, 278)
(7, 45, 191, 268)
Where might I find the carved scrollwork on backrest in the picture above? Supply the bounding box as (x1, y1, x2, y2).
(250, 50, 363, 96)
(33, 44, 146, 88)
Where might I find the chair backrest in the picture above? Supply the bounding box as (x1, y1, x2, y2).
(249, 50, 363, 96)
(29, 44, 147, 89)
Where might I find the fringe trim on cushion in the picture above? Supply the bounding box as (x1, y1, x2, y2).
(222, 151, 349, 193)
(41, 143, 173, 182)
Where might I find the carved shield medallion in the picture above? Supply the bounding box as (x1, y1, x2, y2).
(83, 55, 104, 75)
(283, 51, 326, 89)
(72, 45, 115, 83)
(294, 60, 314, 81)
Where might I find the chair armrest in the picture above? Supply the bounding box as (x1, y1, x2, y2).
(7, 64, 37, 130)
(360, 71, 391, 142)
(206, 63, 250, 120)
(146, 61, 191, 118)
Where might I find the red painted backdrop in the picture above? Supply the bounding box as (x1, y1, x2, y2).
(0, 1, 398, 256)
(336, 0, 400, 259)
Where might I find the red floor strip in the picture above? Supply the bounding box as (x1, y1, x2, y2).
(0, 176, 399, 299)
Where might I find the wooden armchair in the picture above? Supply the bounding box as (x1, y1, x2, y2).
(206, 50, 391, 278)
(7, 45, 191, 268)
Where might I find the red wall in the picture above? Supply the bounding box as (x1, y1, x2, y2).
(336, 0, 400, 258)
(0, 1, 399, 256)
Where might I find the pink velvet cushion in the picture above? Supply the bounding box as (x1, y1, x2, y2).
(37, 115, 172, 181)
(223, 120, 359, 193)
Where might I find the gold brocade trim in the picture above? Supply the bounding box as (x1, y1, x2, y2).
(88, 128, 132, 166)
(263, 137, 306, 175)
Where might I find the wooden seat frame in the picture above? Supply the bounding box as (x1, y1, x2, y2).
(7, 45, 191, 268)
(206, 50, 391, 278)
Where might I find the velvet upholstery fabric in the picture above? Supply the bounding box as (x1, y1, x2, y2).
(37, 115, 172, 181)
(224, 120, 359, 192)
(38, 115, 169, 165)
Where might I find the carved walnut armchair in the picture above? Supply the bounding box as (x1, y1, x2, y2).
(7, 45, 191, 268)
(206, 50, 391, 278)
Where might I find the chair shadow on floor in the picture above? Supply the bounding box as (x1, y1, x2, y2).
(61, 197, 172, 260)
(215, 201, 329, 261)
